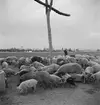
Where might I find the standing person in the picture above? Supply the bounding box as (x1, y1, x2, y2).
(63, 49, 68, 56)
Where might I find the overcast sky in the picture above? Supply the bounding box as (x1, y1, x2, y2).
(0, 0, 100, 49)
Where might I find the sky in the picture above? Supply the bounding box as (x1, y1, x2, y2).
(0, 0, 100, 49)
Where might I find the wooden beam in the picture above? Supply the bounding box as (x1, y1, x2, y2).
(34, 0, 70, 16)
(45, 0, 48, 14)
(49, 0, 53, 12)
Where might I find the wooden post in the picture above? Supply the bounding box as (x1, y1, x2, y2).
(34, 0, 70, 64)
(45, 0, 53, 64)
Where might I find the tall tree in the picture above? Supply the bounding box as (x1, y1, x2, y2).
(34, 0, 70, 64)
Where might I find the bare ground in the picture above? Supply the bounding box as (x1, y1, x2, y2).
(1, 67, 100, 105)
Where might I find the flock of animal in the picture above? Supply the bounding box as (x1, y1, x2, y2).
(1, 54, 100, 95)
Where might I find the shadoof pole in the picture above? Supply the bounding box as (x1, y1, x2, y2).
(45, 0, 53, 64)
(34, 0, 70, 64)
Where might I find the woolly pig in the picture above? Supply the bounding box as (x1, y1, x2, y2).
(84, 67, 94, 75)
(50, 74, 62, 87)
(19, 70, 36, 83)
(83, 67, 94, 83)
(35, 71, 53, 89)
(56, 57, 66, 66)
(3, 68, 15, 77)
(61, 73, 71, 83)
(29, 66, 37, 72)
(92, 64, 100, 73)
(25, 57, 31, 65)
(31, 61, 44, 69)
(18, 57, 26, 68)
(5, 56, 18, 65)
(0, 58, 6, 65)
(52, 57, 57, 64)
(65, 56, 76, 63)
(20, 65, 30, 70)
(2, 62, 8, 69)
(41, 64, 60, 74)
(15, 69, 31, 77)
(41, 57, 50, 65)
(84, 64, 100, 78)
(70, 73, 84, 82)
(76, 57, 89, 69)
(30, 56, 43, 63)
(54, 63, 83, 77)
(83, 64, 100, 83)
(88, 60, 98, 66)
(17, 66, 36, 77)
(90, 71, 100, 83)
(17, 79, 38, 94)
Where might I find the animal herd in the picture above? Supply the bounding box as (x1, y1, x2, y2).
(1, 54, 100, 95)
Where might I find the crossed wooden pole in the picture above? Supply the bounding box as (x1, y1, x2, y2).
(34, 0, 70, 64)
(34, 0, 70, 16)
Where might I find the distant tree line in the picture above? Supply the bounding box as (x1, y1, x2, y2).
(0, 48, 58, 52)
(0, 48, 76, 52)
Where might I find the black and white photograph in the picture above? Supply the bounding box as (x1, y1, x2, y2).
(0, 0, 100, 105)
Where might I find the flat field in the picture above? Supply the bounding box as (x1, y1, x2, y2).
(0, 51, 100, 58)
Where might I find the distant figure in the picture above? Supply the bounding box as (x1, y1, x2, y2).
(63, 49, 68, 56)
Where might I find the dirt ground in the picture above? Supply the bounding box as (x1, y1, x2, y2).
(1, 67, 100, 105)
